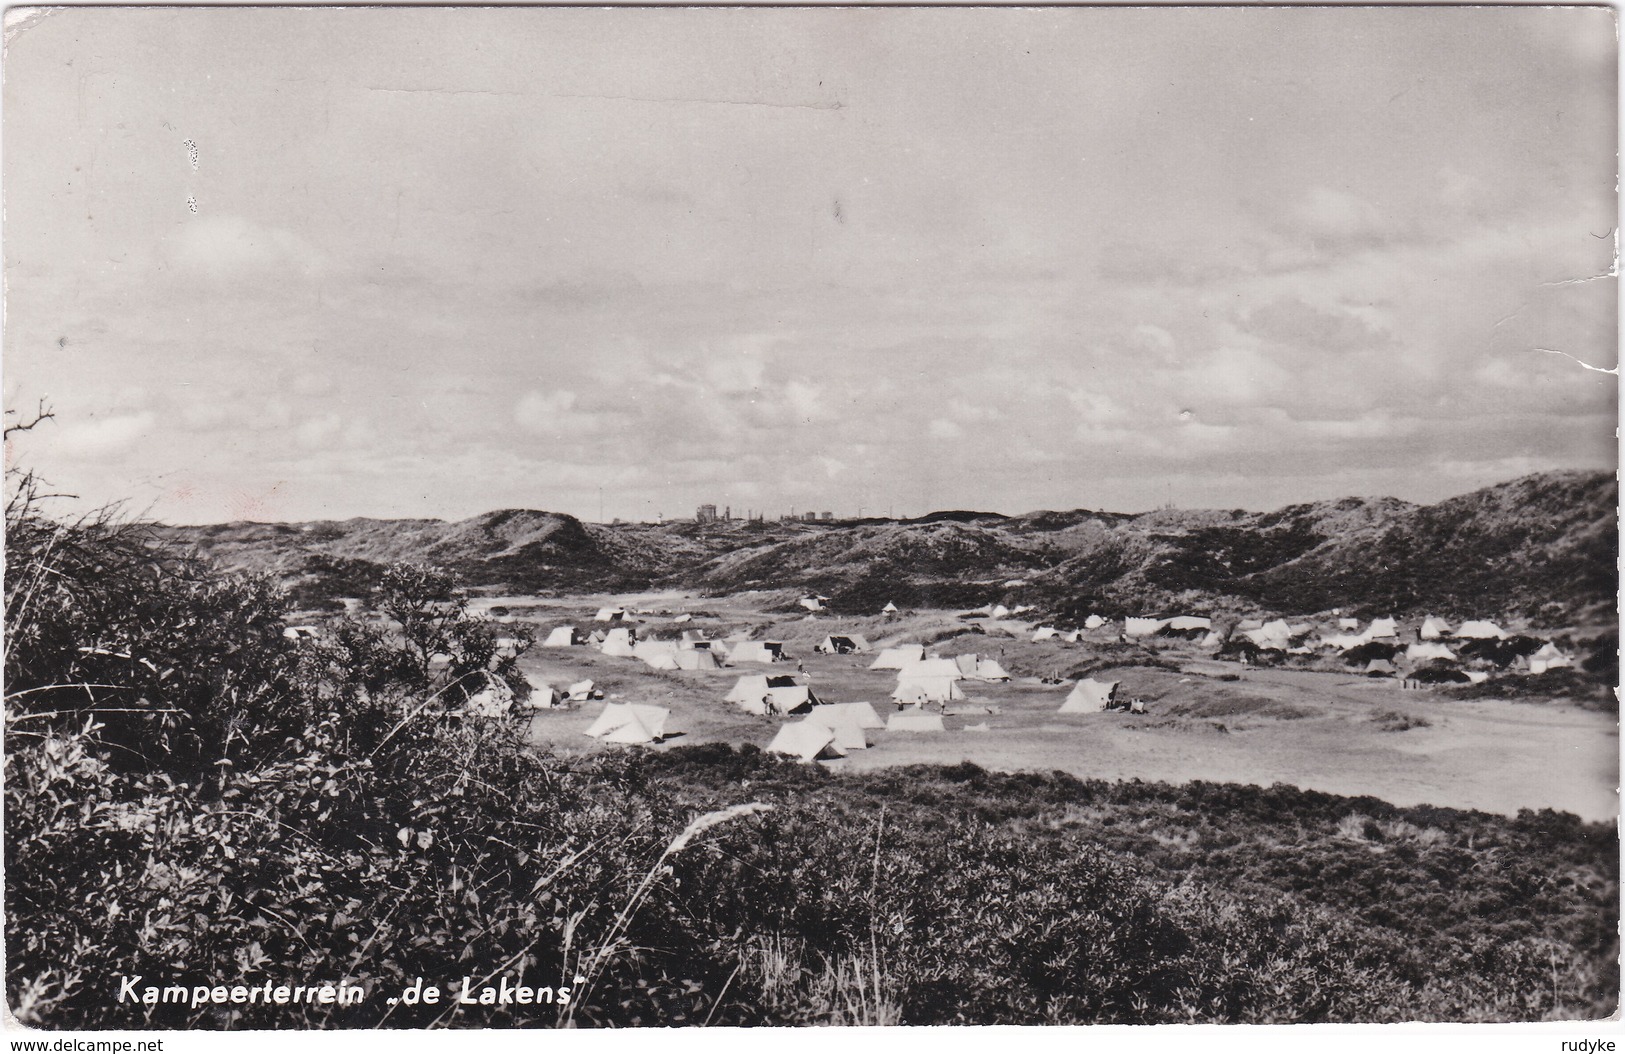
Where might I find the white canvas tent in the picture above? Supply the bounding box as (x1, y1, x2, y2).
(594, 607, 626, 623)
(1338, 617, 1361, 631)
(726, 675, 818, 715)
(674, 648, 723, 671)
(767, 720, 846, 762)
(892, 659, 964, 705)
(976, 659, 1011, 681)
(954, 654, 1010, 681)
(567, 679, 598, 702)
(1321, 634, 1366, 651)
(800, 597, 826, 613)
(1166, 616, 1213, 632)
(1124, 617, 1170, 637)
(1084, 614, 1107, 629)
(462, 674, 515, 719)
(1362, 618, 1399, 640)
(881, 601, 899, 615)
(818, 701, 886, 730)
(1529, 643, 1572, 674)
(1059, 678, 1118, 713)
(634, 640, 679, 664)
(1405, 642, 1456, 663)
(990, 604, 1011, 619)
(600, 628, 637, 658)
(1246, 619, 1294, 648)
(886, 710, 946, 732)
(801, 708, 870, 750)
(1031, 627, 1060, 642)
(543, 625, 581, 648)
(583, 703, 670, 744)
(516, 680, 563, 710)
(869, 644, 925, 670)
(729, 641, 786, 665)
(1419, 617, 1453, 640)
(1456, 620, 1508, 640)
(815, 634, 870, 655)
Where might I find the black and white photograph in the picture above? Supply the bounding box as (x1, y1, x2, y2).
(2, 3, 1619, 1037)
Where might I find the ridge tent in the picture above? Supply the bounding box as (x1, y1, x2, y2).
(1031, 627, 1060, 642)
(567, 679, 598, 702)
(726, 675, 819, 715)
(642, 652, 680, 671)
(881, 601, 899, 615)
(990, 605, 1011, 619)
(1419, 617, 1453, 640)
(801, 709, 869, 750)
(1167, 616, 1213, 632)
(600, 628, 637, 658)
(543, 625, 582, 648)
(1456, 620, 1508, 640)
(818, 701, 886, 730)
(892, 675, 964, 705)
(815, 634, 870, 655)
(1405, 642, 1457, 663)
(1321, 634, 1367, 651)
(886, 710, 946, 732)
(462, 674, 515, 719)
(1062, 630, 1083, 643)
(672, 613, 693, 623)
(729, 641, 786, 665)
(1084, 614, 1107, 629)
(954, 653, 981, 677)
(1529, 643, 1572, 674)
(634, 639, 678, 660)
(583, 703, 670, 744)
(974, 658, 1012, 682)
(1338, 617, 1361, 631)
(517, 680, 563, 710)
(767, 720, 846, 762)
(1059, 678, 1118, 713)
(1124, 617, 1170, 637)
(674, 648, 723, 671)
(870, 644, 925, 670)
(587, 630, 606, 645)
(1199, 630, 1225, 649)
(1245, 620, 1294, 648)
(1362, 618, 1399, 640)
(1364, 659, 1397, 676)
(594, 607, 626, 623)
(799, 597, 827, 613)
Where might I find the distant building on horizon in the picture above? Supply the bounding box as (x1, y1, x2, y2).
(696, 504, 718, 524)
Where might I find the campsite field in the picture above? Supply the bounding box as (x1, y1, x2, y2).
(493, 593, 1620, 823)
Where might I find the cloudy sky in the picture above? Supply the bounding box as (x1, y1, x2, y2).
(4, 7, 1617, 524)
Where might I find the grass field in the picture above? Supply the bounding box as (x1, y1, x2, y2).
(488, 592, 1619, 822)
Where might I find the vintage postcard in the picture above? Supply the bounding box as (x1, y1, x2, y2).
(2, 4, 1617, 1042)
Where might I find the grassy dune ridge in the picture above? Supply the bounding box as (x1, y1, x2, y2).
(162, 470, 1618, 625)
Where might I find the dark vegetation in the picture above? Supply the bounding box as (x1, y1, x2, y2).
(158, 471, 1617, 625)
(6, 434, 1617, 1027)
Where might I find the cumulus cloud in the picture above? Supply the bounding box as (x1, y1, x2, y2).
(52, 412, 156, 458)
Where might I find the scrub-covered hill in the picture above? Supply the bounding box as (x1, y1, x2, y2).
(158, 470, 1617, 624)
